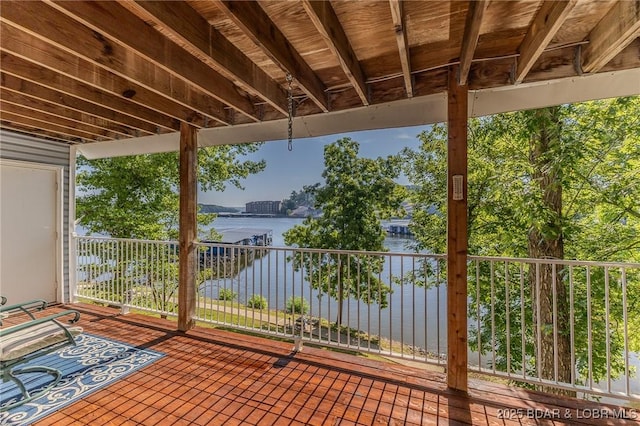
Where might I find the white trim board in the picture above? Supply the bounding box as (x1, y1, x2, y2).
(77, 68, 640, 159)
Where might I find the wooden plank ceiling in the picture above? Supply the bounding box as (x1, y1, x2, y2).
(1, 0, 639, 146)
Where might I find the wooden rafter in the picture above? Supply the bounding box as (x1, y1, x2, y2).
(1, 72, 159, 135)
(0, 121, 86, 143)
(0, 106, 107, 141)
(582, 0, 640, 73)
(122, 0, 288, 116)
(44, 0, 259, 122)
(215, 0, 329, 112)
(458, 0, 488, 86)
(1, 54, 178, 132)
(302, 0, 368, 105)
(0, 0, 638, 147)
(389, 0, 413, 97)
(0, 17, 219, 127)
(516, 1, 577, 84)
(0, 99, 120, 140)
(0, 89, 135, 138)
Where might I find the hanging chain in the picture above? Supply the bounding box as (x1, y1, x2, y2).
(286, 73, 294, 151)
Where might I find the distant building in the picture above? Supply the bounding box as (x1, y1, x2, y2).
(245, 200, 282, 215)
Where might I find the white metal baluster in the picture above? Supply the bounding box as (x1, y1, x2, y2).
(237, 246, 243, 327)
(569, 266, 575, 387)
(621, 267, 630, 397)
(319, 251, 325, 345)
(327, 252, 331, 344)
(436, 259, 441, 365)
(411, 256, 416, 360)
(367, 253, 372, 352)
(346, 253, 351, 348)
(217, 244, 222, 321)
(272, 248, 277, 334)
(264, 247, 269, 333)
(388, 254, 392, 356)
(356, 254, 361, 350)
(425, 257, 429, 364)
(586, 266, 593, 391)
(378, 256, 383, 356)
(505, 261, 511, 376)
(535, 262, 542, 383)
(605, 266, 611, 393)
(302, 250, 307, 340)
(490, 260, 496, 375)
(400, 254, 404, 357)
(520, 262, 526, 380)
(476, 260, 482, 370)
(552, 263, 558, 383)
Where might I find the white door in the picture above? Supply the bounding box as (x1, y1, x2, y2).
(0, 160, 61, 303)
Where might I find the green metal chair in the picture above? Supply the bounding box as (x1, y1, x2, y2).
(0, 310, 82, 411)
(0, 299, 48, 325)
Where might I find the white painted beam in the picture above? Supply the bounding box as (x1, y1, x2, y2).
(77, 68, 640, 159)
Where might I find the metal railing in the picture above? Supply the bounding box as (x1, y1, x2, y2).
(468, 256, 640, 400)
(193, 242, 448, 366)
(73, 236, 639, 400)
(75, 236, 179, 316)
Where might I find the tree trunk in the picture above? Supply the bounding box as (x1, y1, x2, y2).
(527, 107, 574, 396)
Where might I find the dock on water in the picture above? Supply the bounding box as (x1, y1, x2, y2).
(200, 227, 273, 261)
(213, 227, 273, 246)
(384, 220, 412, 236)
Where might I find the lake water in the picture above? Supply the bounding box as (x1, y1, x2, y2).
(207, 217, 639, 401)
(206, 216, 448, 356)
(211, 216, 414, 250)
(78, 216, 639, 399)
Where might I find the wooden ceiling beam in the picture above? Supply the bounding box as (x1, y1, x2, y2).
(516, 0, 577, 83)
(122, 0, 288, 116)
(0, 90, 137, 138)
(458, 0, 488, 86)
(582, 0, 640, 73)
(0, 121, 85, 144)
(44, 0, 259, 122)
(1, 53, 178, 132)
(1, 72, 159, 135)
(302, 0, 368, 105)
(0, 13, 220, 127)
(215, 0, 329, 112)
(388, 0, 413, 97)
(0, 98, 123, 139)
(0, 108, 106, 141)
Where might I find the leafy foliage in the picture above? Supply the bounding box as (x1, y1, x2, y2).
(285, 296, 309, 315)
(247, 294, 268, 310)
(280, 183, 320, 214)
(76, 144, 265, 239)
(403, 97, 640, 388)
(217, 288, 237, 301)
(284, 138, 406, 324)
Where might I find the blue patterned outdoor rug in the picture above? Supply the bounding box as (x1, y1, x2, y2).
(0, 334, 164, 425)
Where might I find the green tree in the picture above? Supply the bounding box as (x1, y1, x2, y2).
(402, 97, 640, 393)
(280, 183, 320, 214)
(76, 144, 265, 239)
(76, 144, 265, 313)
(284, 138, 406, 325)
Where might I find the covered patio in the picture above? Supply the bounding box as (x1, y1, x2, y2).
(1, 0, 640, 422)
(13, 304, 636, 425)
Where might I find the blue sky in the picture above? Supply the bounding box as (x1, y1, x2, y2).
(199, 125, 428, 207)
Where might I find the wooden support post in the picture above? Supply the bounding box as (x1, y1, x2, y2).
(447, 65, 468, 392)
(178, 122, 197, 332)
